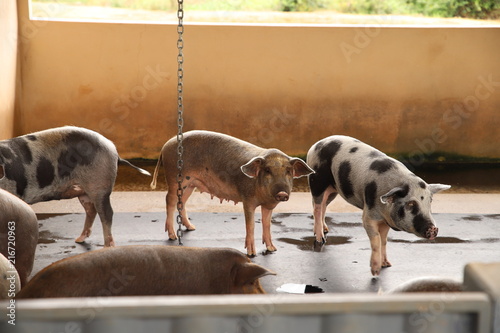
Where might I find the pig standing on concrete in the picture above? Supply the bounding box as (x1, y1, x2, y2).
(0, 126, 151, 247)
(151, 130, 314, 256)
(16, 246, 276, 298)
(0, 188, 38, 287)
(307, 135, 450, 276)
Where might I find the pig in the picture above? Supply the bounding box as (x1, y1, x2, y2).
(306, 135, 450, 275)
(0, 253, 20, 299)
(0, 126, 151, 247)
(16, 246, 276, 298)
(0, 188, 38, 287)
(150, 130, 314, 256)
(389, 276, 463, 293)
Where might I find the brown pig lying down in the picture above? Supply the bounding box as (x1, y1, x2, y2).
(17, 246, 275, 298)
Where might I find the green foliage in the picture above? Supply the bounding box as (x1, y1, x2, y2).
(406, 0, 500, 18)
(32, 0, 500, 18)
(328, 0, 412, 15)
(279, 0, 324, 12)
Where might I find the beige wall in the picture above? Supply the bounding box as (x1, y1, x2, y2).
(0, 0, 18, 139)
(14, 8, 500, 160)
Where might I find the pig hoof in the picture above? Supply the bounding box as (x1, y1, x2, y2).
(313, 240, 325, 252)
(382, 261, 392, 268)
(266, 245, 277, 252)
(315, 237, 326, 245)
(185, 226, 196, 231)
(247, 253, 257, 258)
(75, 237, 86, 244)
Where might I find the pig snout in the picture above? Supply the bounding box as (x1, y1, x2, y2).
(425, 226, 438, 240)
(275, 191, 289, 202)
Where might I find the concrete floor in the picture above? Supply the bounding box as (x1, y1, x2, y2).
(31, 192, 500, 294)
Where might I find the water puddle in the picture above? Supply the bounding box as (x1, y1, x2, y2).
(462, 215, 483, 221)
(37, 230, 57, 244)
(278, 235, 352, 251)
(36, 213, 71, 221)
(389, 236, 500, 244)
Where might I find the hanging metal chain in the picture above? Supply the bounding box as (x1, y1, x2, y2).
(176, 0, 185, 245)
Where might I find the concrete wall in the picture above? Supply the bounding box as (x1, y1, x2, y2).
(13, 4, 500, 160)
(0, 0, 17, 140)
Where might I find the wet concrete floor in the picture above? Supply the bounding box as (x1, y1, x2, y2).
(33, 211, 500, 294)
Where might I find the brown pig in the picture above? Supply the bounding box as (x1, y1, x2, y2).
(0, 253, 20, 299)
(16, 246, 275, 298)
(150, 130, 314, 256)
(0, 188, 38, 287)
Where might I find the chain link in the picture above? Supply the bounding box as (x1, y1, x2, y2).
(176, 0, 184, 245)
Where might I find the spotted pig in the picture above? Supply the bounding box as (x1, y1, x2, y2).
(307, 135, 450, 276)
(0, 126, 150, 247)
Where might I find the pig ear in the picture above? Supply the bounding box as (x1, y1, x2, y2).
(235, 263, 276, 286)
(241, 157, 264, 179)
(380, 186, 407, 205)
(290, 158, 315, 179)
(428, 184, 451, 194)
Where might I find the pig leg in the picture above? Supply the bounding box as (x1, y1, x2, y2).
(93, 192, 115, 247)
(243, 202, 258, 257)
(312, 185, 336, 244)
(75, 194, 97, 244)
(379, 222, 392, 268)
(165, 186, 196, 240)
(165, 190, 177, 239)
(261, 206, 277, 252)
(362, 212, 387, 276)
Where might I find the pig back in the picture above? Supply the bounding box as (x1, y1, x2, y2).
(0, 189, 38, 287)
(162, 130, 263, 171)
(17, 246, 272, 298)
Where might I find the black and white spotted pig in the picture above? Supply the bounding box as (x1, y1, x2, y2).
(307, 135, 450, 276)
(0, 126, 150, 247)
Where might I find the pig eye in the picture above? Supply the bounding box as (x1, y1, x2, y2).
(406, 201, 417, 208)
(406, 201, 420, 214)
(264, 167, 271, 174)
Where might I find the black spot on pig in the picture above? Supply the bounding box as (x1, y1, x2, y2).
(309, 140, 343, 201)
(349, 147, 359, 153)
(0, 145, 14, 161)
(10, 137, 33, 164)
(369, 150, 384, 158)
(398, 206, 405, 219)
(57, 132, 99, 178)
(364, 181, 377, 209)
(338, 161, 354, 198)
(4, 163, 27, 197)
(413, 214, 432, 236)
(309, 164, 335, 201)
(419, 181, 426, 189)
(37, 157, 55, 188)
(317, 140, 342, 162)
(369, 159, 395, 174)
(400, 184, 410, 198)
